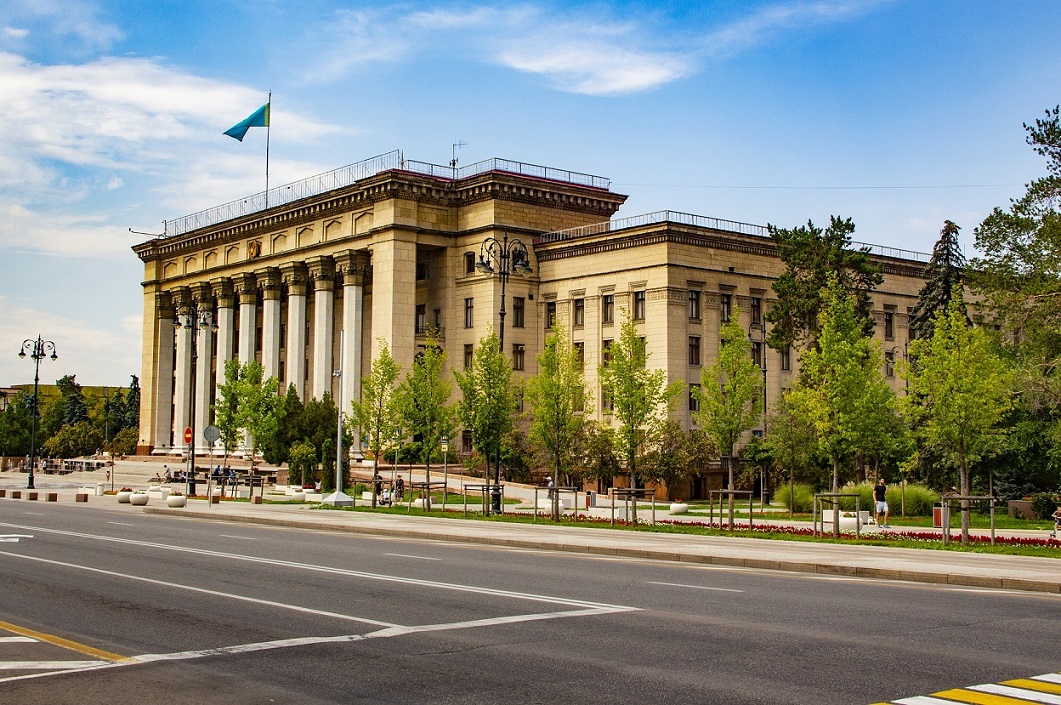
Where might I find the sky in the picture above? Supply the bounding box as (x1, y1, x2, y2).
(1, 0, 1059, 388)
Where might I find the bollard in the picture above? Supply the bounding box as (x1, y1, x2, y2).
(210, 495, 220, 504)
(75, 493, 89, 503)
(46, 493, 57, 502)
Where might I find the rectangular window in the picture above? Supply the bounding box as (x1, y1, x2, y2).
(689, 336, 701, 366)
(434, 308, 441, 329)
(415, 304, 427, 335)
(780, 346, 791, 371)
(513, 297, 525, 328)
(689, 290, 701, 320)
(573, 341, 585, 369)
(416, 261, 428, 281)
(633, 290, 646, 321)
(545, 301, 556, 330)
(464, 252, 475, 275)
(720, 293, 732, 323)
(885, 350, 895, 377)
(462, 429, 473, 453)
(602, 294, 614, 324)
(464, 344, 473, 369)
(751, 297, 762, 324)
(464, 297, 474, 328)
(752, 341, 763, 369)
(884, 310, 895, 339)
(573, 298, 585, 328)
(689, 383, 700, 412)
(602, 339, 613, 366)
(512, 344, 525, 371)
(602, 390, 614, 413)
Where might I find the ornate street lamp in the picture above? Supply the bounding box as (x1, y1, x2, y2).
(174, 303, 217, 494)
(475, 232, 532, 513)
(18, 336, 57, 490)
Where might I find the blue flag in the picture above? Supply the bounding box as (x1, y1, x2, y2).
(224, 103, 270, 142)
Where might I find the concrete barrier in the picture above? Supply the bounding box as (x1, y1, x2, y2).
(46, 493, 57, 502)
(75, 493, 89, 503)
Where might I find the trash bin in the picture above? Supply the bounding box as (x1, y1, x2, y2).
(95, 483, 105, 496)
(933, 502, 949, 528)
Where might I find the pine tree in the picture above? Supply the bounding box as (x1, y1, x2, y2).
(123, 375, 141, 431)
(909, 220, 966, 340)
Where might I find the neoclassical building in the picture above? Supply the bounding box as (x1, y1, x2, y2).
(134, 151, 928, 475)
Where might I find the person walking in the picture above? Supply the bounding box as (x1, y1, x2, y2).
(874, 477, 890, 528)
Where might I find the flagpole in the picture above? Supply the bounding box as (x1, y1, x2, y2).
(265, 91, 272, 208)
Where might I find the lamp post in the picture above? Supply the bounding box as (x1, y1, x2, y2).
(324, 331, 353, 506)
(475, 232, 532, 513)
(749, 321, 768, 508)
(18, 336, 57, 490)
(174, 302, 217, 495)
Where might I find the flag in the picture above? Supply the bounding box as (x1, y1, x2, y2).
(224, 103, 270, 142)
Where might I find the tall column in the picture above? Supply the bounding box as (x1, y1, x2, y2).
(336, 251, 370, 414)
(235, 273, 257, 365)
(152, 292, 175, 453)
(212, 278, 235, 388)
(258, 268, 282, 381)
(308, 255, 335, 400)
(281, 263, 308, 400)
(193, 283, 215, 453)
(172, 288, 193, 456)
(370, 236, 417, 366)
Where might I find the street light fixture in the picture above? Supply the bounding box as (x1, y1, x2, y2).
(17, 336, 58, 490)
(749, 321, 768, 508)
(174, 302, 217, 495)
(475, 232, 532, 513)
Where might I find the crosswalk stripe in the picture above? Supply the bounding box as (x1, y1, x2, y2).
(970, 684, 1061, 704)
(1002, 679, 1061, 695)
(1037, 676, 1061, 686)
(0, 661, 109, 670)
(931, 688, 1047, 704)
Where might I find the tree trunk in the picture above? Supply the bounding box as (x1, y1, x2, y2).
(726, 450, 735, 530)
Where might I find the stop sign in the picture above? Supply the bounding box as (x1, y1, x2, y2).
(184, 427, 193, 444)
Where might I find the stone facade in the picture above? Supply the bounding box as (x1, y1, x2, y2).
(133, 156, 926, 470)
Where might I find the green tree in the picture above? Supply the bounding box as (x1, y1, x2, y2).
(598, 309, 681, 520)
(288, 441, 318, 487)
(236, 360, 281, 474)
(263, 384, 305, 467)
(526, 325, 591, 518)
(396, 336, 456, 498)
(694, 308, 765, 524)
(349, 341, 402, 508)
(581, 421, 621, 488)
(456, 331, 517, 493)
(795, 276, 888, 537)
(41, 420, 102, 459)
(763, 389, 819, 517)
(909, 220, 967, 340)
(0, 391, 33, 456)
(901, 296, 1014, 543)
(57, 374, 89, 427)
(122, 375, 141, 432)
(766, 216, 883, 351)
(638, 419, 693, 499)
(212, 358, 243, 470)
(108, 427, 139, 457)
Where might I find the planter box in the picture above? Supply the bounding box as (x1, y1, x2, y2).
(75, 493, 89, 503)
(130, 492, 149, 506)
(166, 494, 187, 508)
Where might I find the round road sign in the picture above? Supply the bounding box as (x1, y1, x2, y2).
(184, 427, 193, 444)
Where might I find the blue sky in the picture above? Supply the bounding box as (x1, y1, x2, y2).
(1, 0, 1059, 387)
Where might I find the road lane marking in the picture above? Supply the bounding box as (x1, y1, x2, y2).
(970, 683, 1061, 703)
(876, 672, 1061, 704)
(0, 522, 637, 611)
(385, 553, 441, 560)
(218, 535, 257, 540)
(0, 661, 108, 670)
(0, 552, 400, 628)
(0, 535, 33, 543)
(107, 522, 134, 527)
(0, 637, 36, 643)
(648, 581, 744, 593)
(0, 619, 128, 662)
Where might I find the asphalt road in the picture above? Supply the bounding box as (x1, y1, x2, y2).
(0, 501, 1058, 704)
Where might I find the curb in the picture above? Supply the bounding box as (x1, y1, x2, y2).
(143, 507, 1061, 595)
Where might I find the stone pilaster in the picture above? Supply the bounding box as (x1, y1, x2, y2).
(257, 268, 282, 382)
(307, 255, 336, 400)
(152, 292, 175, 452)
(281, 262, 309, 400)
(336, 250, 370, 413)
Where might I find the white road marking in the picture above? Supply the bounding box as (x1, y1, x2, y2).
(648, 581, 744, 593)
(22, 513, 43, 516)
(0, 535, 33, 543)
(218, 535, 257, 540)
(0, 637, 36, 643)
(107, 522, 134, 527)
(970, 683, 1061, 703)
(0, 661, 108, 670)
(385, 553, 440, 561)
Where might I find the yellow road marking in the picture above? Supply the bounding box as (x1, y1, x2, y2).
(0, 620, 129, 663)
(1001, 678, 1061, 695)
(932, 689, 1045, 704)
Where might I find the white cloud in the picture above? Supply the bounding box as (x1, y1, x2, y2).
(0, 0, 122, 52)
(500, 43, 691, 96)
(4, 27, 29, 39)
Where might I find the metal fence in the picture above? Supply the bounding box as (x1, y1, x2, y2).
(163, 153, 611, 238)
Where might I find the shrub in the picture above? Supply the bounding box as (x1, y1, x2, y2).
(899, 484, 939, 517)
(772, 482, 815, 513)
(1031, 493, 1058, 521)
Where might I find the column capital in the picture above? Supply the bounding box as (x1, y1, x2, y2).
(306, 255, 336, 292)
(173, 286, 194, 308)
(210, 277, 235, 307)
(280, 262, 309, 296)
(155, 291, 174, 318)
(256, 267, 282, 301)
(191, 282, 214, 306)
(335, 250, 371, 287)
(233, 272, 257, 303)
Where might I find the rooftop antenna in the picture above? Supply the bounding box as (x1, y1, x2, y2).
(450, 141, 467, 178)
